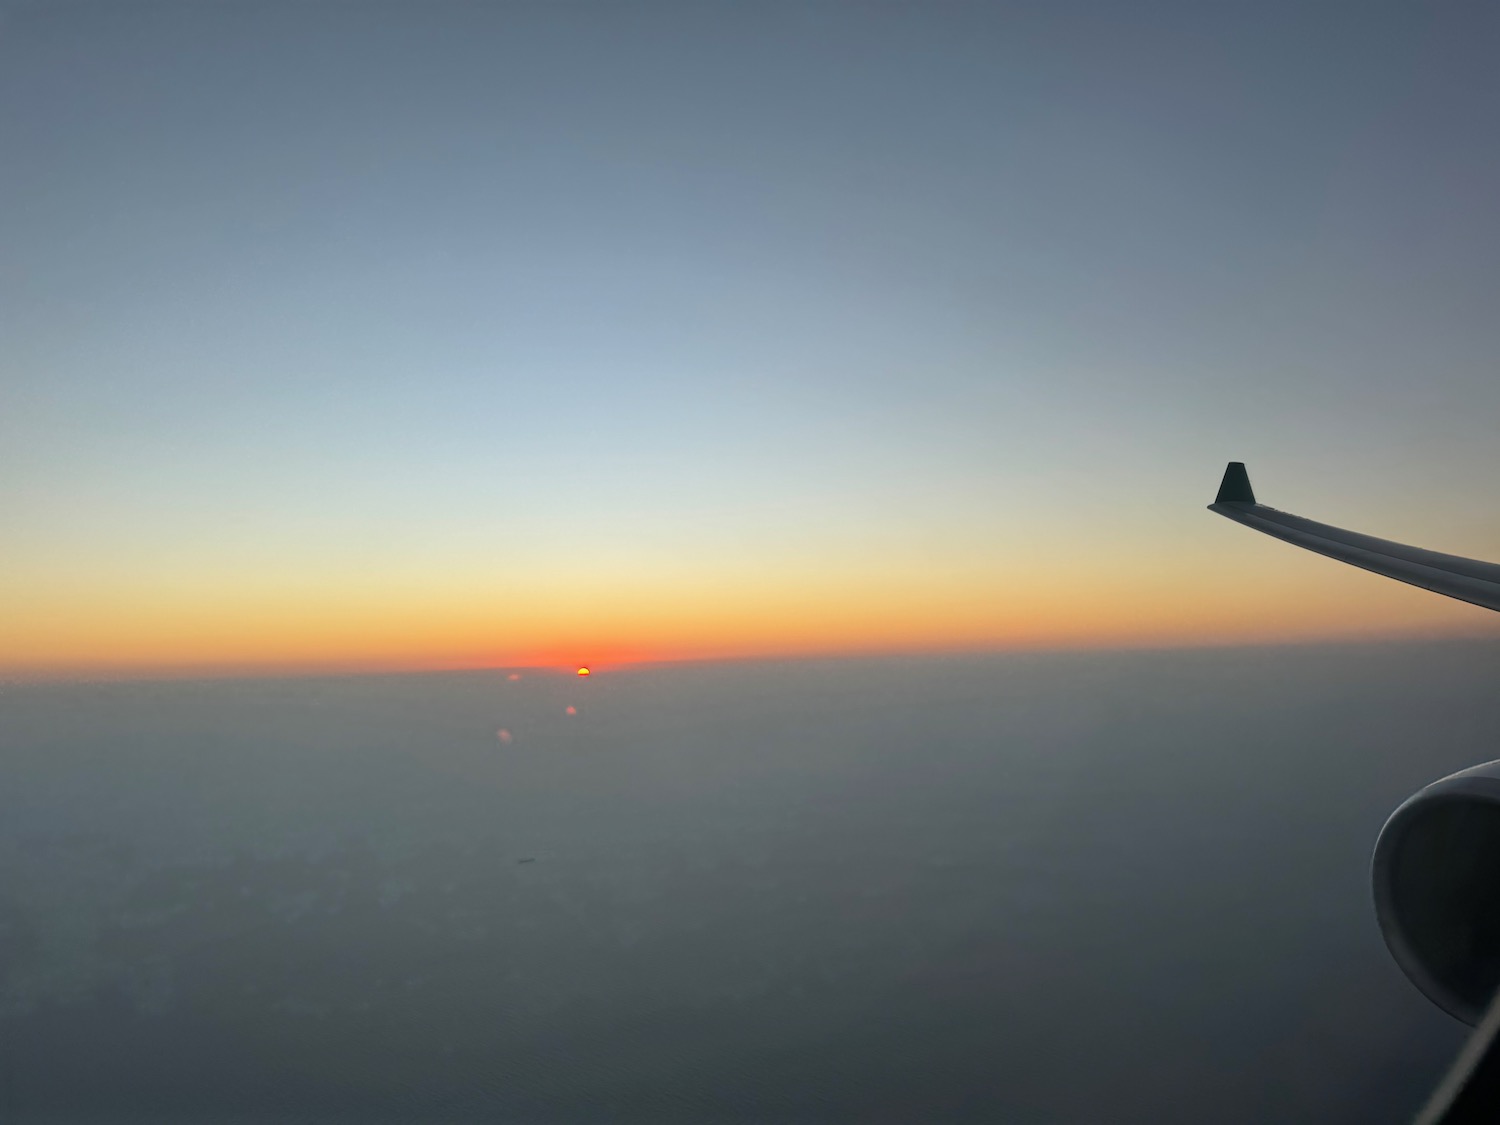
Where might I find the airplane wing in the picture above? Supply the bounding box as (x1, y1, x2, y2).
(1415, 996, 1500, 1125)
(1209, 461, 1500, 1124)
(1207, 462, 1500, 613)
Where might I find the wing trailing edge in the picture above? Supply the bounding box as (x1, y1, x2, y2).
(1207, 462, 1500, 614)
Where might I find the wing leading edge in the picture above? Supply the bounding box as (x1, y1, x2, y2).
(1207, 462, 1500, 614)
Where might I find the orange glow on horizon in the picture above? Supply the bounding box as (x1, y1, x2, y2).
(3, 538, 1497, 682)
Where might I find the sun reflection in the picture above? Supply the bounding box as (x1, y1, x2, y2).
(565, 705, 577, 716)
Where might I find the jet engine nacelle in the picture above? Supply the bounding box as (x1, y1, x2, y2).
(1373, 761, 1500, 1025)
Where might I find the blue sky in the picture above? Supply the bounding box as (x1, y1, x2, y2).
(4, 1, 1499, 673)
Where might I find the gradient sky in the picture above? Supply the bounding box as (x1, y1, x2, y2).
(4, 1, 1499, 677)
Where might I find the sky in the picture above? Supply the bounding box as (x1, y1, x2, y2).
(3, 0, 1499, 678)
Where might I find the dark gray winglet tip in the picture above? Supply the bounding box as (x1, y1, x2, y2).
(1214, 462, 1256, 505)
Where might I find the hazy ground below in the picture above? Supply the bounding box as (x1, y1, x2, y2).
(3, 639, 1498, 1122)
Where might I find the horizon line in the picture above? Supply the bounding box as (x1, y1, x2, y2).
(5, 626, 1499, 688)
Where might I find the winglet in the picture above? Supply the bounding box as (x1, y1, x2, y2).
(1214, 462, 1256, 505)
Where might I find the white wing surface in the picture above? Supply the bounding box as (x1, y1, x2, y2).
(1208, 462, 1500, 613)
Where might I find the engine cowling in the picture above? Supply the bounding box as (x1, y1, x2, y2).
(1373, 761, 1500, 1026)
